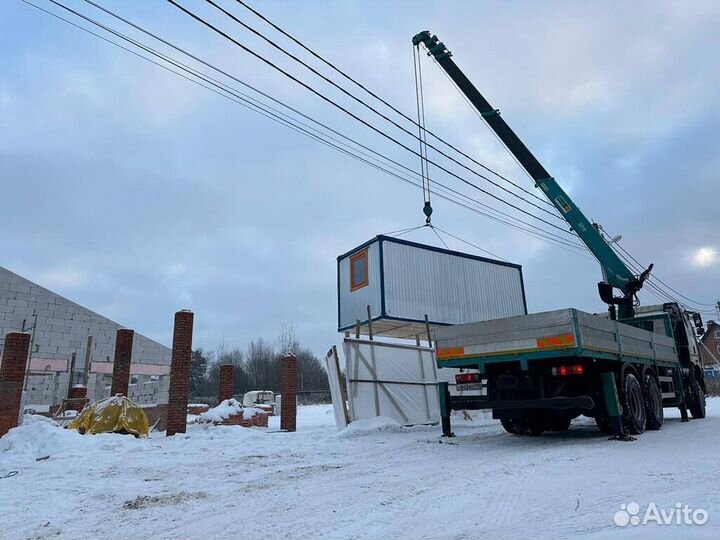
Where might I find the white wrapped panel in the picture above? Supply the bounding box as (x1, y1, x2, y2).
(324, 347, 348, 429)
(342, 339, 483, 426)
(344, 339, 438, 425)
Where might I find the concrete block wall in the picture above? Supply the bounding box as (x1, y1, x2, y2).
(128, 376, 170, 405)
(0, 267, 173, 407)
(25, 372, 69, 406)
(0, 266, 171, 369)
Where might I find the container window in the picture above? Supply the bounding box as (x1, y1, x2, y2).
(350, 249, 369, 291)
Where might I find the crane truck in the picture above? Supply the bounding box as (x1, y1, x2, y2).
(412, 31, 708, 439)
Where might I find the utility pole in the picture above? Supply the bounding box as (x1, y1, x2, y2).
(716, 301, 720, 320)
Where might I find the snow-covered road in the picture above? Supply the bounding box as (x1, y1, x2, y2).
(2, 401, 719, 539)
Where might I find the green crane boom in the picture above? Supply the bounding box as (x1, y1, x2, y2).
(412, 31, 652, 319)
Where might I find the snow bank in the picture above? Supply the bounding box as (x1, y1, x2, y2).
(0, 414, 141, 461)
(197, 398, 264, 423)
(338, 416, 405, 438)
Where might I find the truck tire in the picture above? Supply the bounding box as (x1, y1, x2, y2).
(621, 373, 645, 435)
(688, 378, 706, 419)
(644, 374, 664, 430)
(501, 418, 528, 435)
(528, 420, 545, 436)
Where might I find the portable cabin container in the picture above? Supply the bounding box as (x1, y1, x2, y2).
(337, 235, 527, 339)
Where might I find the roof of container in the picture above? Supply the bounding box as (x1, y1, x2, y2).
(337, 235, 522, 270)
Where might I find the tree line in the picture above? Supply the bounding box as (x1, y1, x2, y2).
(189, 325, 330, 399)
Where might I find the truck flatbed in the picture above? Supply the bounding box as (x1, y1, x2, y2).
(435, 308, 679, 370)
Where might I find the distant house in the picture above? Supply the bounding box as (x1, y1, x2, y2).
(700, 320, 720, 377)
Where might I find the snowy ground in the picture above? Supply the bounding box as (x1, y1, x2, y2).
(2, 401, 719, 540)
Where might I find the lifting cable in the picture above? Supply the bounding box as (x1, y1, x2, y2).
(413, 45, 432, 224)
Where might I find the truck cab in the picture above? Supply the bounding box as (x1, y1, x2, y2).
(623, 303, 706, 391)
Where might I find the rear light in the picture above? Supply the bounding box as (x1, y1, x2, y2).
(552, 364, 584, 376)
(455, 372, 481, 384)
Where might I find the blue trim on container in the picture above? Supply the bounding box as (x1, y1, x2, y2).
(336, 255, 341, 331)
(337, 234, 522, 271)
(518, 267, 528, 315)
(378, 237, 386, 317)
(337, 235, 526, 332)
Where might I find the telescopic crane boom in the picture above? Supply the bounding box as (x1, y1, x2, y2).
(412, 31, 652, 319)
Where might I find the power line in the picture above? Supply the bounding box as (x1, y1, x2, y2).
(613, 242, 717, 308)
(206, 0, 562, 223)
(597, 224, 716, 310)
(166, 0, 575, 235)
(609, 242, 715, 313)
(37, 0, 708, 313)
(80, 0, 586, 244)
(231, 0, 553, 209)
(24, 0, 590, 258)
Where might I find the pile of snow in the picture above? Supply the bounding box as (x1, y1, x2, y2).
(338, 416, 405, 438)
(196, 398, 264, 424)
(0, 414, 141, 462)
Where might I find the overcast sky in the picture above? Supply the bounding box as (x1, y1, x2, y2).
(1, 0, 718, 355)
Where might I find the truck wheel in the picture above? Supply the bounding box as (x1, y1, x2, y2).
(528, 420, 545, 436)
(500, 418, 528, 435)
(688, 378, 706, 419)
(644, 374, 664, 430)
(621, 373, 645, 435)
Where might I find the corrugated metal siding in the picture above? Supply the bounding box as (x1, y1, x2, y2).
(381, 240, 525, 325)
(338, 240, 382, 329)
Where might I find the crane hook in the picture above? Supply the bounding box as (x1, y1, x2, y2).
(423, 201, 433, 224)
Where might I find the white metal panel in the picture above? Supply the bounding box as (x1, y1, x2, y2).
(338, 240, 382, 330)
(343, 339, 439, 425)
(342, 338, 483, 426)
(381, 240, 525, 325)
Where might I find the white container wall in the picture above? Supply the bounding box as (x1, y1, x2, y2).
(337, 236, 526, 339)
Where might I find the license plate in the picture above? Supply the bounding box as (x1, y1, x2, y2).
(456, 382, 483, 392)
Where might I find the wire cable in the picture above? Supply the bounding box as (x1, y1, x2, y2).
(431, 226, 509, 262)
(429, 225, 450, 250)
(180, 0, 568, 225)
(231, 0, 553, 208)
(29, 0, 592, 257)
(81, 0, 580, 239)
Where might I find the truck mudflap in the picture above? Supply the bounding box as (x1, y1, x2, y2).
(448, 395, 595, 411)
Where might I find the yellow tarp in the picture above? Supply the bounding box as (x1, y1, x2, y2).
(68, 395, 149, 437)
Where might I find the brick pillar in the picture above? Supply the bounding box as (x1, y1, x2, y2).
(218, 364, 235, 402)
(68, 385, 88, 412)
(0, 332, 31, 437)
(280, 353, 297, 432)
(166, 310, 194, 436)
(110, 328, 134, 397)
